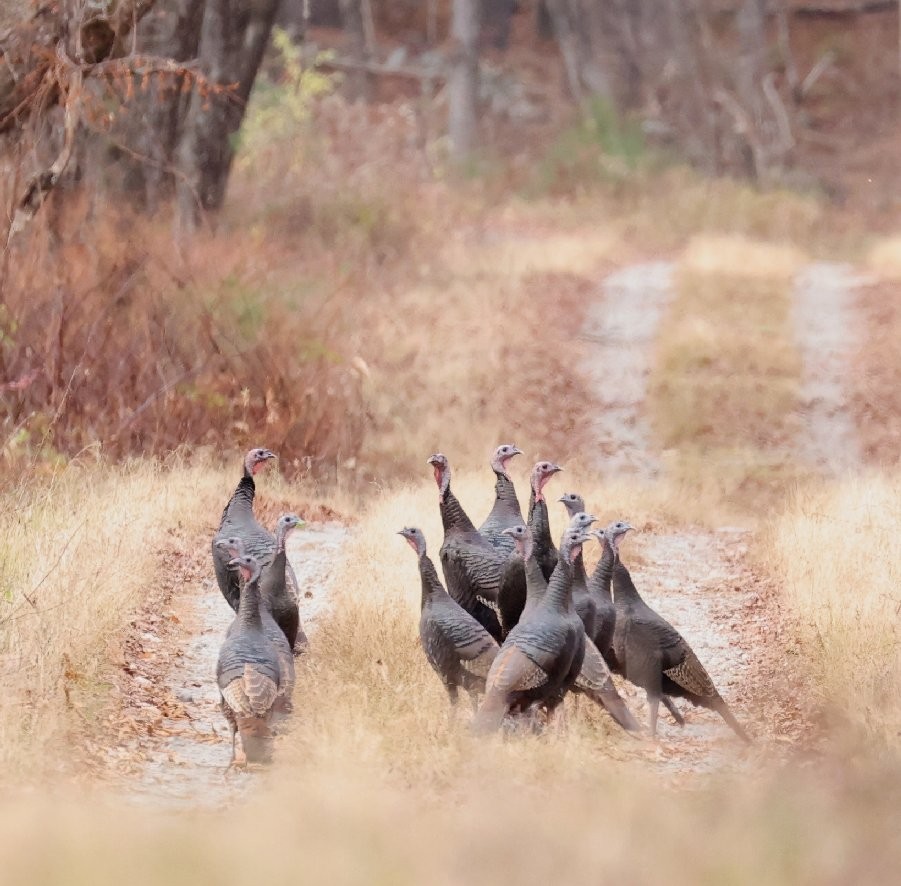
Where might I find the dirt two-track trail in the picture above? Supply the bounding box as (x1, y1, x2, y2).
(99, 259, 862, 804)
(104, 523, 346, 807)
(580, 259, 863, 773)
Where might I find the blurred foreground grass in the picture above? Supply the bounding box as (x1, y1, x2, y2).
(1, 462, 900, 883)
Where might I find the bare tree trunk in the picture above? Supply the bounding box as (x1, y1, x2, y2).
(176, 0, 280, 224)
(448, 0, 480, 161)
(609, 0, 643, 110)
(123, 0, 205, 210)
(664, 0, 717, 172)
(340, 0, 373, 101)
(735, 0, 767, 168)
(483, 0, 516, 50)
(546, 0, 613, 106)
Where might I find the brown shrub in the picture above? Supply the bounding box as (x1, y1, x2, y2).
(0, 199, 365, 477)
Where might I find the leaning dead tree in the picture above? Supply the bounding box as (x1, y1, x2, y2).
(0, 2, 169, 237)
(1, 0, 280, 234)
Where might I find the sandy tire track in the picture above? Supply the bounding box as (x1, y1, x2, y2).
(582, 263, 805, 772)
(103, 523, 346, 807)
(792, 262, 867, 475)
(581, 261, 675, 478)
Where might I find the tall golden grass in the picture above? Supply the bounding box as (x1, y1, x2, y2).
(771, 472, 901, 741)
(0, 457, 227, 776)
(648, 235, 806, 519)
(1, 467, 900, 884)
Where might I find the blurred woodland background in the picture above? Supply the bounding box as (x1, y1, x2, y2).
(1, 0, 899, 479)
(1, 7, 901, 883)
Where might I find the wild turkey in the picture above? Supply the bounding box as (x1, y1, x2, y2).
(589, 522, 685, 728)
(212, 447, 277, 611)
(473, 521, 591, 733)
(528, 461, 562, 580)
(606, 525, 751, 742)
(478, 443, 524, 553)
(560, 493, 608, 658)
(495, 461, 562, 635)
(215, 538, 295, 719)
(428, 453, 505, 641)
(216, 554, 282, 766)
(399, 527, 500, 710)
(259, 513, 308, 654)
(500, 522, 640, 735)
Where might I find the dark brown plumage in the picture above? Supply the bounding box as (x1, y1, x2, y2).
(607, 526, 751, 742)
(215, 537, 296, 722)
(212, 447, 277, 612)
(216, 554, 282, 766)
(478, 443, 524, 554)
(502, 519, 640, 735)
(259, 513, 308, 654)
(428, 453, 505, 641)
(496, 461, 562, 635)
(473, 520, 592, 734)
(400, 527, 500, 709)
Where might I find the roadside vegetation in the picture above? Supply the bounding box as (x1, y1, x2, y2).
(647, 236, 806, 522)
(2, 43, 901, 885)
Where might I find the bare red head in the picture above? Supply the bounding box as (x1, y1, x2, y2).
(227, 554, 262, 584)
(530, 461, 563, 502)
(398, 526, 427, 558)
(427, 453, 450, 499)
(502, 524, 533, 561)
(243, 447, 276, 477)
(490, 443, 523, 478)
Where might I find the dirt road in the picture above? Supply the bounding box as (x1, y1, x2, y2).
(104, 523, 346, 807)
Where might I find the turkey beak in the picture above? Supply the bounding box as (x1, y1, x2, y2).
(511, 447, 524, 457)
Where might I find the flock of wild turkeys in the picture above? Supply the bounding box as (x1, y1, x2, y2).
(211, 444, 749, 768)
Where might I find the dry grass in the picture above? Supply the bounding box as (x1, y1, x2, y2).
(771, 472, 901, 742)
(866, 234, 901, 280)
(849, 280, 901, 466)
(0, 457, 238, 776)
(0, 749, 899, 886)
(1, 468, 900, 883)
(648, 236, 805, 519)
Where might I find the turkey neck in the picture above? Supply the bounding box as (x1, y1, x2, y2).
(418, 554, 445, 608)
(237, 572, 264, 629)
(260, 549, 289, 610)
(220, 472, 255, 526)
(610, 558, 642, 606)
(439, 485, 478, 535)
(527, 489, 553, 556)
(544, 556, 575, 613)
(486, 472, 522, 523)
(588, 541, 614, 603)
(524, 553, 548, 606)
